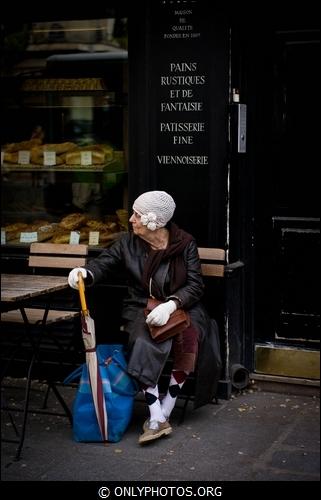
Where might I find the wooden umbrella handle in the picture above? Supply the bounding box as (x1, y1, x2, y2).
(78, 272, 88, 314)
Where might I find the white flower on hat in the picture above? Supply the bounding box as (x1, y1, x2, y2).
(141, 212, 157, 231)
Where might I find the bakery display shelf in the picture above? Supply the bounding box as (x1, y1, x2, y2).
(1, 162, 126, 174)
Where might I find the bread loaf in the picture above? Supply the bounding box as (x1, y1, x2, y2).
(51, 227, 89, 244)
(4, 139, 42, 152)
(3, 152, 19, 164)
(34, 142, 77, 154)
(37, 229, 57, 242)
(4, 223, 29, 232)
(59, 213, 87, 230)
(3, 223, 29, 242)
(33, 222, 60, 242)
(65, 144, 113, 166)
(65, 150, 105, 165)
(87, 144, 113, 162)
(51, 233, 71, 244)
(98, 231, 120, 242)
(27, 220, 50, 231)
(86, 220, 112, 231)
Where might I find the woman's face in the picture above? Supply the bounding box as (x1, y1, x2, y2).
(129, 210, 150, 238)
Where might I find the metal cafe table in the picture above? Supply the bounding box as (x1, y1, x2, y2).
(1, 273, 76, 460)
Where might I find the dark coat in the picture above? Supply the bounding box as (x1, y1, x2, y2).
(86, 231, 222, 408)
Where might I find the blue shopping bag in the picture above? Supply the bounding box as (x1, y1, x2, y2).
(64, 344, 138, 443)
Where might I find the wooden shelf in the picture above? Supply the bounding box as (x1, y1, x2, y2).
(1, 161, 126, 174)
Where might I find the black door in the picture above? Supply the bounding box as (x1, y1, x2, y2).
(253, 26, 320, 350)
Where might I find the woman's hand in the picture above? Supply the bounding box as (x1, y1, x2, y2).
(68, 267, 87, 289)
(146, 300, 177, 326)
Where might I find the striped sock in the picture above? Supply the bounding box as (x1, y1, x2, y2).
(143, 385, 166, 423)
(161, 370, 188, 420)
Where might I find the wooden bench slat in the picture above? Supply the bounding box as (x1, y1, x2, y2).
(30, 243, 88, 256)
(198, 247, 225, 261)
(28, 255, 87, 269)
(201, 263, 225, 277)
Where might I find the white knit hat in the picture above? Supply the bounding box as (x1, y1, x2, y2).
(133, 191, 176, 231)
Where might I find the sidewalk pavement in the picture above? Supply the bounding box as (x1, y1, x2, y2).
(1, 377, 320, 486)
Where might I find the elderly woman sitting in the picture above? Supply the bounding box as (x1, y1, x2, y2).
(68, 191, 222, 444)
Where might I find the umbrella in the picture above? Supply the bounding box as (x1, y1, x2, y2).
(78, 272, 108, 441)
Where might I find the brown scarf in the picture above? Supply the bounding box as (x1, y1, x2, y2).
(142, 222, 194, 298)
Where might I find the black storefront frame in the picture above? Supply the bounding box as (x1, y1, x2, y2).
(128, 1, 252, 394)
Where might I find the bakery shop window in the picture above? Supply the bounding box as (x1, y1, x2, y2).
(1, 14, 128, 248)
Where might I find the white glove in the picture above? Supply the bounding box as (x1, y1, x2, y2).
(146, 300, 177, 327)
(68, 267, 87, 290)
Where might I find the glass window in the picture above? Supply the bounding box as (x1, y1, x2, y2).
(1, 14, 128, 247)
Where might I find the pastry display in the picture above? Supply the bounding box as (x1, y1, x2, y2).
(2, 209, 127, 247)
(21, 78, 106, 92)
(1, 65, 127, 252)
(28, 142, 77, 166)
(2, 141, 116, 168)
(1, 91, 128, 246)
